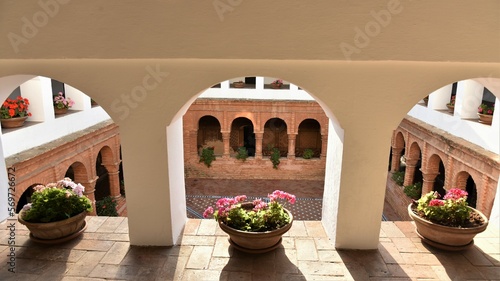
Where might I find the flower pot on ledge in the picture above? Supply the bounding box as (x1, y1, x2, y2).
(271, 83, 283, 89)
(218, 205, 293, 254)
(408, 204, 488, 251)
(18, 210, 88, 244)
(1, 116, 28, 128)
(446, 104, 455, 113)
(54, 107, 68, 115)
(477, 113, 493, 125)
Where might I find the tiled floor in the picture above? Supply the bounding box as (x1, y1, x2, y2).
(1, 216, 499, 280)
(185, 179, 325, 220)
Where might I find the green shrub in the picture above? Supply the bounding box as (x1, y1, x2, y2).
(270, 147, 280, 169)
(391, 171, 405, 186)
(404, 182, 422, 199)
(235, 147, 248, 161)
(200, 147, 216, 167)
(302, 148, 314, 159)
(96, 196, 118, 216)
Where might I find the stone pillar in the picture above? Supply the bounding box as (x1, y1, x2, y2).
(421, 171, 439, 195)
(255, 132, 263, 159)
(287, 134, 297, 159)
(455, 80, 484, 119)
(403, 158, 419, 186)
(390, 146, 402, 173)
(81, 177, 98, 216)
(222, 131, 230, 158)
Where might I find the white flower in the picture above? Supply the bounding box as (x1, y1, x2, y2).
(73, 183, 85, 197)
(22, 203, 32, 211)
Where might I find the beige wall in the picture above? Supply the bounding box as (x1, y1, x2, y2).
(0, 1, 499, 248)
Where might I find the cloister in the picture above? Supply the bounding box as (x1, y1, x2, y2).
(0, 1, 499, 253)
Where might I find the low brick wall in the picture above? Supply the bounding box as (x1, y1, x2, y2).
(185, 157, 325, 181)
(385, 173, 413, 221)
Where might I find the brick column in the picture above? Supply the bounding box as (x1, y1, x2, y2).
(403, 158, 419, 186)
(320, 134, 327, 159)
(421, 170, 439, 195)
(221, 131, 230, 158)
(390, 146, 402, 173)
(104, 163, 121, 199)
(81, 177, 98, 216)
(255, 132, 263, 160)
(190, 130, 198, 157)
(287, 134, 297, 159)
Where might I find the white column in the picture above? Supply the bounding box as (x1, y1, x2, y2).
(455, 80, 483, 119)
(65, 84, 90, 111)
(220, 80, 230, 89)
(428, 84, 453, 110)
(289, 83, 299, 90)
(256, 76, 264, 90)
(19, 77, 53, 122)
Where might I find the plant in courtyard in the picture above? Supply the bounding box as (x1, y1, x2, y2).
(20, 178, 92, 223)
(203, 190, 296, 232)
(391, 171, 405, 186)
(302, 148, 314, 159)
(1, 96, 32, 119)
(54, 92, 75, 109)
(415, 188, 474, 227)
(200, 147, 216, 167)
(96, 196, 118, 216)
(447, 95, 455, 106)
(403, 182, 422, 200)
(478, 103, 494, 115)
(270, 147, 281, 169)
(235, 146, 248, 161)
(271, 79, 283, 87)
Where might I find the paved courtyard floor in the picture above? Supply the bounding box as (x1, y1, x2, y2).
(0, 216, 499, 280)
(186, 179, 324, 220)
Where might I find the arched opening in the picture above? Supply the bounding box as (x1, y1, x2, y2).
(95, 151, 111, 201)
(434, 160, 446, 198)
(465, 176, 477, 208)
(297, 119, 321, 158)
(230, 117, 255, 157)
(456, 171, 478, 208)
(263, 118, 288, 157)
(15, 184, 39, 213)
(197, 115, 222, 156)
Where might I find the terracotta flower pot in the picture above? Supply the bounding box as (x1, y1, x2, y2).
(1, 116, 28, 128)
(408, 204, 488, 251)
(218, 207, 293, 254)
(18, 210, 88, 243)
(54, 107, 68, 115)
(233, 82, 245, 88)
(477, 113, 493, 125)
(271, 83, 282, 89)
(446, 104, 454, 113)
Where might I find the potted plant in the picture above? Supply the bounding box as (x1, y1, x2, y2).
(270, 147, 281, 169)
(18, 178, 93, 243)
(302, 148, 314, 159)
(232, 81, 245, 88)
(235, 146, 248, 161)
(270, 79, 283, 89)
(446, 96, 455, 113)
(477, 103, 494, 125)
(200, 147, 216, 167)
(203, 190, 295, 253)
(54, 92, 75, 115)
(0, 96, 32, 128)
(408, 188, 488, 251)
